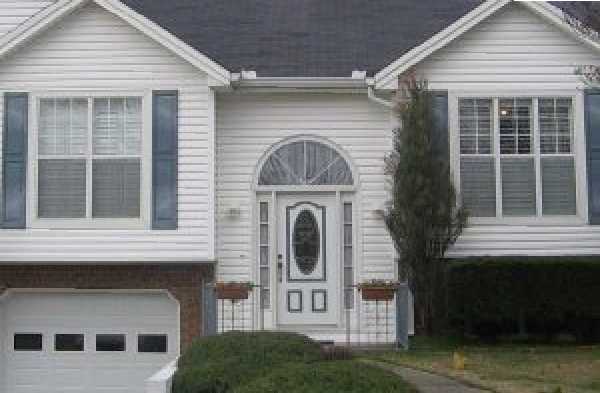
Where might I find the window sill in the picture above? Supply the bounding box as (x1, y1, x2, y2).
(469, 216, 587, 226)
(29, 218, 148, 230)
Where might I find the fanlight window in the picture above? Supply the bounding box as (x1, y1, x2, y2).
(258, 140, 353, 186)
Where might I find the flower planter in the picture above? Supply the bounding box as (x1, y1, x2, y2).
(214, 283, 252, 300)
(359, 285, 396, 301)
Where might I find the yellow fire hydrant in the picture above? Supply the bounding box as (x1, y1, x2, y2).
(453, 352, 467, 370)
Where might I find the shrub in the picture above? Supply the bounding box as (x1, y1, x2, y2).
(447, 257, 600, 341)
(232, 361, 418, 393)
(172, 331, 324, 393)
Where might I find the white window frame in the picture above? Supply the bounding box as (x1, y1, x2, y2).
(27, 91, 153, 229)
(450, 90, 588, 225)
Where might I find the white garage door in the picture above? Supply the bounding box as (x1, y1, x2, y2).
(1, 291, 179, 393)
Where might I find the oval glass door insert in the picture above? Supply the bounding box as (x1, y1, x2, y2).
(292, 210, 320, 275)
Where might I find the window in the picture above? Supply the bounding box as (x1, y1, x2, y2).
(342, 202, 354, 309)
(459, 97, 576, 218)
(55, 334, 84, 351)
(14, 333, 43, 351)
(259, 201, 270, 309)
(96, 334, 126, 352)
(258, 140, 353, 186)
(37, 97, 143, 221)
(137, 334, 167, 353)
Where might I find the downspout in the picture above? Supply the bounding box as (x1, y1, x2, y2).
(366, 77, 395, 108)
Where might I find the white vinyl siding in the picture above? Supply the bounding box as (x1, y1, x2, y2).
(216, 93, 394, 283)
(216, 93, 395, 339)
(0, 3, 214, 262)
(410, 2, 600, 91)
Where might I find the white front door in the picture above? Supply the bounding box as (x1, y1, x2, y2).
(277, 194, 339, 326)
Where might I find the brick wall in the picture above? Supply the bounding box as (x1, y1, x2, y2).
(0, 264, 214, 349)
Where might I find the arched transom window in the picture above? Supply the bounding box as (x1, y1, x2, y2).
(258, 140, 353, 186)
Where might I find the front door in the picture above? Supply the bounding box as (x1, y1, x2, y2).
(277, 194, 339, 326)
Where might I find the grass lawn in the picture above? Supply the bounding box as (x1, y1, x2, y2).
(363, 337, 600, 393)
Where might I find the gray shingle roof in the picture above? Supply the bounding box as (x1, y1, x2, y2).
(121, 0, 484, 77)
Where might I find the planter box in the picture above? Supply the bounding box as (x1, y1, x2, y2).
(359, 286, 396, 301)
(215, 284, 251, 300)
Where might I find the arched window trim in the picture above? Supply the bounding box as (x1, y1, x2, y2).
(254, 137, 357, 189)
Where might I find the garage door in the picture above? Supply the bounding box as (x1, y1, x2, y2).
(1, 291, 179, 393)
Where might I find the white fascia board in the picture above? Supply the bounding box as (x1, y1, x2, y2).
(234, 77, 368, 89)
(0, 0, 231, 86)
(374, 0, 512, 89)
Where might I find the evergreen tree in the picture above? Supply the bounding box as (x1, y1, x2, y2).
(385, 77, 467, 335)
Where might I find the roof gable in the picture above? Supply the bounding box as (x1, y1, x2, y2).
(375, 0, 600, 88)
(0, 0, 230, 85)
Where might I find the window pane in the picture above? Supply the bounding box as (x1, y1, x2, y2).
(343, 203, 352, 224)
(344, 246, 353, 267)
(260, 246, 269, 266)
(260, 266, 269, 286)
(96, 334, 125, 352)
(38, 98, 87, 156)
(501, 157, 536, 216)
(93, 97, 141, 155)
(500, 99, 532, 154)
(459, 99, 492, 154)
(261, 288, 270, 309)
(38, 159, 86, 218)
(259, 202, 268, 222)
(539, 98, 572, 154)
(344, 288, 354, 310)
(542, 157, 576, 215)
(343, 224, 352, 245)
(92, 159, 140, 218)
(460, 157, 496, 217)
(138, 335, 167, 353)
(55, 334, 84, 352)
(260, 224, 269, 245)
(344, 266, 354, 286)
(124, 98, 142, 155)
(14, 333, 43, 351)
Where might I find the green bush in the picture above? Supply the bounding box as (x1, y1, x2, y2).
(447, 257, 600, 341)
(172, 331, 324, 393)
(232, 361, 418, 393)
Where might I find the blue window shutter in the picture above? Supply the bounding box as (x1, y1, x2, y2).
(2, 93, 28, 229)
(430, 90, 449, 159)
(152, 91, 178, 229)
(585, 89, 600, 224)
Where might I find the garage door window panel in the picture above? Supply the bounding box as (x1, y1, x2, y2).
(14, 333, 43, 351)
(55, 334, 85, 352)
(96, 334, 126, 352)
(138, 334, 167, 353)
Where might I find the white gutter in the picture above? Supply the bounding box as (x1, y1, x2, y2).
(230, 74, 369, 89)
(228, 72, 396, 110)
(366, 78, 395, 108)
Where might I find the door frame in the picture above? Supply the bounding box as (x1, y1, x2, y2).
(254, 190, 361, 330)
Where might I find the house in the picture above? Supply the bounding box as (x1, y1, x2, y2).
(0, 0, 599, 391)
